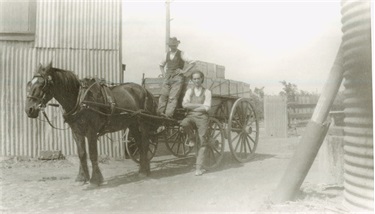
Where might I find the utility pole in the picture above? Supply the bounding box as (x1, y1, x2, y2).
(165, 0, 171, 53)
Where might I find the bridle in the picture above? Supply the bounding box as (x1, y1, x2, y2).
(27, 73, 70, 130)
(27, 74, 54, 109)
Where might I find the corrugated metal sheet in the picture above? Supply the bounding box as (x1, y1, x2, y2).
(341, 0, 373, 211)
(35, 48, 121, 82)
(0, 1, 123, 159)
(264, 96, 288, 137)
(1, 46, 36, 157)
(35, 0, 121, 50)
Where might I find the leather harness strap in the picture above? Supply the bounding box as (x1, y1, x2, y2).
(63, 78, 153, 135)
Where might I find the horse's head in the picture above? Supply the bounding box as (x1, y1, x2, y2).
(25, 62, 54, 118)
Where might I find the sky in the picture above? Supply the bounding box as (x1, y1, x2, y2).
(121, 0, 343, 95)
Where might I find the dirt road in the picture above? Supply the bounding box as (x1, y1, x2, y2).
(0, 131, 346, 213)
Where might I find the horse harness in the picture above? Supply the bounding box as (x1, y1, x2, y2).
(64, 78, 153, 135)
(30, 73, 153, 132)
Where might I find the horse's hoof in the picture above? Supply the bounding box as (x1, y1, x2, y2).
(88, 183, 100, 188)
(98, 181, 108, 186)
(88, 181, 107, 188)
(75, 176, 89, 183)
(74, 181, 89, 186)
(138, 172, 150, 179)
(138, 173, 147, 179)
(90, 177, 106, 186)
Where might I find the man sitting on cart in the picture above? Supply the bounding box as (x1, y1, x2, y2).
(181, 70, 212, 176)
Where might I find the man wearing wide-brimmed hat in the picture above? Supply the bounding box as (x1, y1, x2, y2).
(157, 37, 196, 118)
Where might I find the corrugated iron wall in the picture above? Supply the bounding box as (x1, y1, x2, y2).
(341, 0, 373, 211)
(264, 96, 288, 138)
(35, 1, 120, 50)
(0, 1, 124, 158)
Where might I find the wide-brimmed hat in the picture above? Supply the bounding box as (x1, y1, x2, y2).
(168, 37, 180, 45)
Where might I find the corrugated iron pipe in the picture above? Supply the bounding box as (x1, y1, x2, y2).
(341, 0, 373, 211)
(271, 44, 344, 203)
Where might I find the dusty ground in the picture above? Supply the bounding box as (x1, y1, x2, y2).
(0, 127, 350, 213)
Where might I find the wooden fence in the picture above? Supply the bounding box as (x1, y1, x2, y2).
(264, 96, 288, 137)
(287, 95, 319, 128)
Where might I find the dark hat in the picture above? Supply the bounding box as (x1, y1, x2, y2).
(168, 37, 180, 45)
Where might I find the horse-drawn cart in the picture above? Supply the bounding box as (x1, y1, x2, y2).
(26, 63, 259, 185)
(124, 75, 260, 169)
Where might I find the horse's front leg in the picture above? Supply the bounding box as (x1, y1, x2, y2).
(138, 124, 151, 177)
(87, 132, 104, 186)
(72, 131, 90, 184)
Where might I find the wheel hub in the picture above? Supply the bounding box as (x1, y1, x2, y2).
(248, 126, 252, 134)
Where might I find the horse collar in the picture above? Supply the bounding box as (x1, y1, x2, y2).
(63, 86, 83, 122)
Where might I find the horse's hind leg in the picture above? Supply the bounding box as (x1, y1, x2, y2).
(72, 131, 90, 183)
(87, 132, 104, 185)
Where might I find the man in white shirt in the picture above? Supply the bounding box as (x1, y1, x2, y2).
(157, 37, 196, 119)
(181, 70, 212, 176)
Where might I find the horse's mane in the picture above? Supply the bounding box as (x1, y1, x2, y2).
(38, 66, 81, 89)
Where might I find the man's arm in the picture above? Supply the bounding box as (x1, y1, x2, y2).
(182, 89, 212, 112)
(182, 62, 196, 77)
(159, 65, 166, 77)
(182, 88, 202, 111)
(180, 51, 196, 77)
(183, 103, 206, 111)
(159, 54, 167, 77)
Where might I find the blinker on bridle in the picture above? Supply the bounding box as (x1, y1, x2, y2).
(27, 74, 54, 109)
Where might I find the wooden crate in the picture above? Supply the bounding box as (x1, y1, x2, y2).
(243, 83, 251, 98)
(229, 80, 238, 96)
(143, 78, 164, 96)
(195, 61, 208, 74)
(206, 63, 216, 79)
(206, 78, 221, 96)
(220, 80, 230, 96)
(216, 65, 225, 79)
(237, 82, 244, 97)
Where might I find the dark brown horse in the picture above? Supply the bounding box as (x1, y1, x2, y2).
(25, 62, 157, 185)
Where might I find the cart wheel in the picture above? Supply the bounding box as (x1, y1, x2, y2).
(203, 117, 225, 169)
(124, 128, 158, 163)
(164, 125, 192, 157)
(228, 98, 259, 162)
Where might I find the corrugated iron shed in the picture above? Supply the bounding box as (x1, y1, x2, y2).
(0, 1, 124, 158)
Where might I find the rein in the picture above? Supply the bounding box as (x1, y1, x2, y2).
(41, 108, 70, 130)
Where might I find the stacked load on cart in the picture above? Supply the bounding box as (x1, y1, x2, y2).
(144, 60, 251, 98)
(139, 60, 259, 166)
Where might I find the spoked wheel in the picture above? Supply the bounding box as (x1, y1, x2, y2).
(228, 98, 259, 162)
(124, 128, 158, 163)
(203, 117, 225, 169)
(164, 125, 193, 157)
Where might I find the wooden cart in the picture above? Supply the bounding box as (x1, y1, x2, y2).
(124, 76, 259, 170)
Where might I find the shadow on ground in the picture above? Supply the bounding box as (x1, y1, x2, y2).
(93, 152, 275, 190)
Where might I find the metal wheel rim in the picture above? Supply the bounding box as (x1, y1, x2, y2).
(124, 128, 158, 163)
(228, 98, 259, 162)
